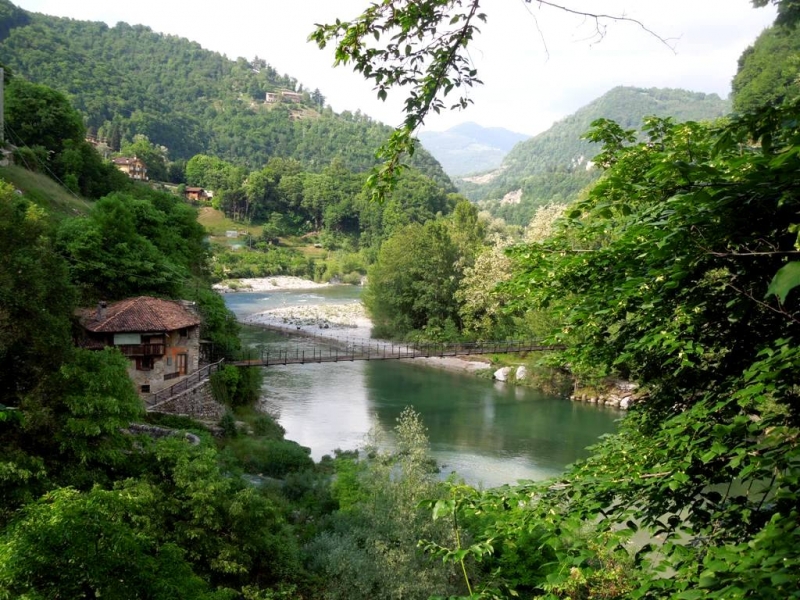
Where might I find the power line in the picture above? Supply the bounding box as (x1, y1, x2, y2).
(2, 123, 86, 201)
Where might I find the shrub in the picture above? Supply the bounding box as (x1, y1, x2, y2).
(219, 410, 239, 438)
(251, 414, 286, 440)
(226, 437, 313, 478)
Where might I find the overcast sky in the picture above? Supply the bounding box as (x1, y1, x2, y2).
(12, 0, 777, 136)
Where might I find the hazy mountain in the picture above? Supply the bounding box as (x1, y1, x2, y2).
(418, 122, 529, 176)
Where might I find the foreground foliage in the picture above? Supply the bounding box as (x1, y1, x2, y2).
(469, 104, 800, 598)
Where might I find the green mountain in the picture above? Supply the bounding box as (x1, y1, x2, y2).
(0, 0, 450, 187)
(462, 86, 731, 225)
(418, 122, 529, 176)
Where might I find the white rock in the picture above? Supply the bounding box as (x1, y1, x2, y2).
(494, 367, 512, 381)
(515, 366, 528, 381)
(620, 397, 632, 410)
(616, 381, 638, 392)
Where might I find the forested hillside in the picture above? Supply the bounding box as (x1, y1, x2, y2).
(0, 0, 450, 186)
(732, 20, 800, 112)
(460, 86, 731, 224)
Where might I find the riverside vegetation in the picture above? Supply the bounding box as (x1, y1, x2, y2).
(2, 1, 800, 599)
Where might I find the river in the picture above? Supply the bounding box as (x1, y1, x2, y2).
(224, 286, 621, 488)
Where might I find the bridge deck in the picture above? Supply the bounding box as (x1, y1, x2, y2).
(230, 340, 563, 367)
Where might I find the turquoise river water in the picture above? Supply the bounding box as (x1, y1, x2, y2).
(224, 286, 620, 488)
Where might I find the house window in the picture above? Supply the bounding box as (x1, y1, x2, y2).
(166, 356, 173, 366)
(140, 384, 151, 393)
(114, 333, 141, 345)
(136, 356, 154, 371)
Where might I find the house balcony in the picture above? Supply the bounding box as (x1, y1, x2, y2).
(117, 344, 165, 357)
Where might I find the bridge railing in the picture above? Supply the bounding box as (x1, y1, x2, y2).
(229, 338, 551, 367)
(148, 358, 225, 406)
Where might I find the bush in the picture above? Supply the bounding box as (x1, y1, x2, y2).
(144, 413, 208, 433)
(219, 411, 239, 438)
(341, 271, 363, 285)
(225, 437, 313, 478)
(251, 413, 286, 440)
(211, 365, 263, 408)
(12, 145, 49, 173)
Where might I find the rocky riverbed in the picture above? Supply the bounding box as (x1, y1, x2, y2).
(243, 302, 372, 339)
(213, 276, 329, 293)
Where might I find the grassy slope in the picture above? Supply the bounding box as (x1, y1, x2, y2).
(0, 165, 92, 219)
(197, 206, 325, 254)
(197, 206, 261, 237)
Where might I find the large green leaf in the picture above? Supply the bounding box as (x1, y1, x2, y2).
(765, 262, 800, 303)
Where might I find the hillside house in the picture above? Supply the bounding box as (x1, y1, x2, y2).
(184, 186, 209, 201)
(77, 297, 201, 395)
(112, 156, 148, 181)
(265, 90, 303, 104)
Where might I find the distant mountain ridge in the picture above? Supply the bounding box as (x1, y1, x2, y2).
(461, 86, 732, 225)
(418, 122, 529, 176)
(0, 0, 451, 188)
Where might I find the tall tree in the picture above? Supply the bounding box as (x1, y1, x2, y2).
(365, 220, 461, 338)
(0, 182, 75, 407)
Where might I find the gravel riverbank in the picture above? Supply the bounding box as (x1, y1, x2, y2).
(213, 276, 329, 293)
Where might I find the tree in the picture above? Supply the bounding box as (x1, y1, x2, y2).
(456, 241, 514, 339)
(305, 408, 461, 600)
(56, 194, 185, 301)
(364, 220, 461, 338)
(54, 349, 143, 465)
(120, 134, 169, 182)
(4, 77, 84, 154)
(0, 487, 216, 600)
(185, 154, 246, 191)
(0, 183, 75, 407)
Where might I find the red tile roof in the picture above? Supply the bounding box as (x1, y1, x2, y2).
(78, 297, 200, 333)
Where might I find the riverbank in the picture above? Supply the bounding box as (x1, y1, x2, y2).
(213, 276, 329, 293)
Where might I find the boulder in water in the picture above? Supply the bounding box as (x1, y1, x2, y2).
(494, 367, 512, 381)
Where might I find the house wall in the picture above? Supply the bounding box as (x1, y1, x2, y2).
(127, 325, 201, 394)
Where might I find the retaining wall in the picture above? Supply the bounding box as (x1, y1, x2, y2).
(146, 380, 226, 420)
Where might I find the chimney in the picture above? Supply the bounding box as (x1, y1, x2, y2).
(96, 301, 107, 321)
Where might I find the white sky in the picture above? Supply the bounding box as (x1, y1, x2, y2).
(12, 0, 777, 136)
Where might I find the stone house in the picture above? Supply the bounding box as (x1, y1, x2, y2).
(77, 297, 201, 395)
(112, 156, 148, 181)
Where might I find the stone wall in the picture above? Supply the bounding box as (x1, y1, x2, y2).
(146, 380, 226, 420)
